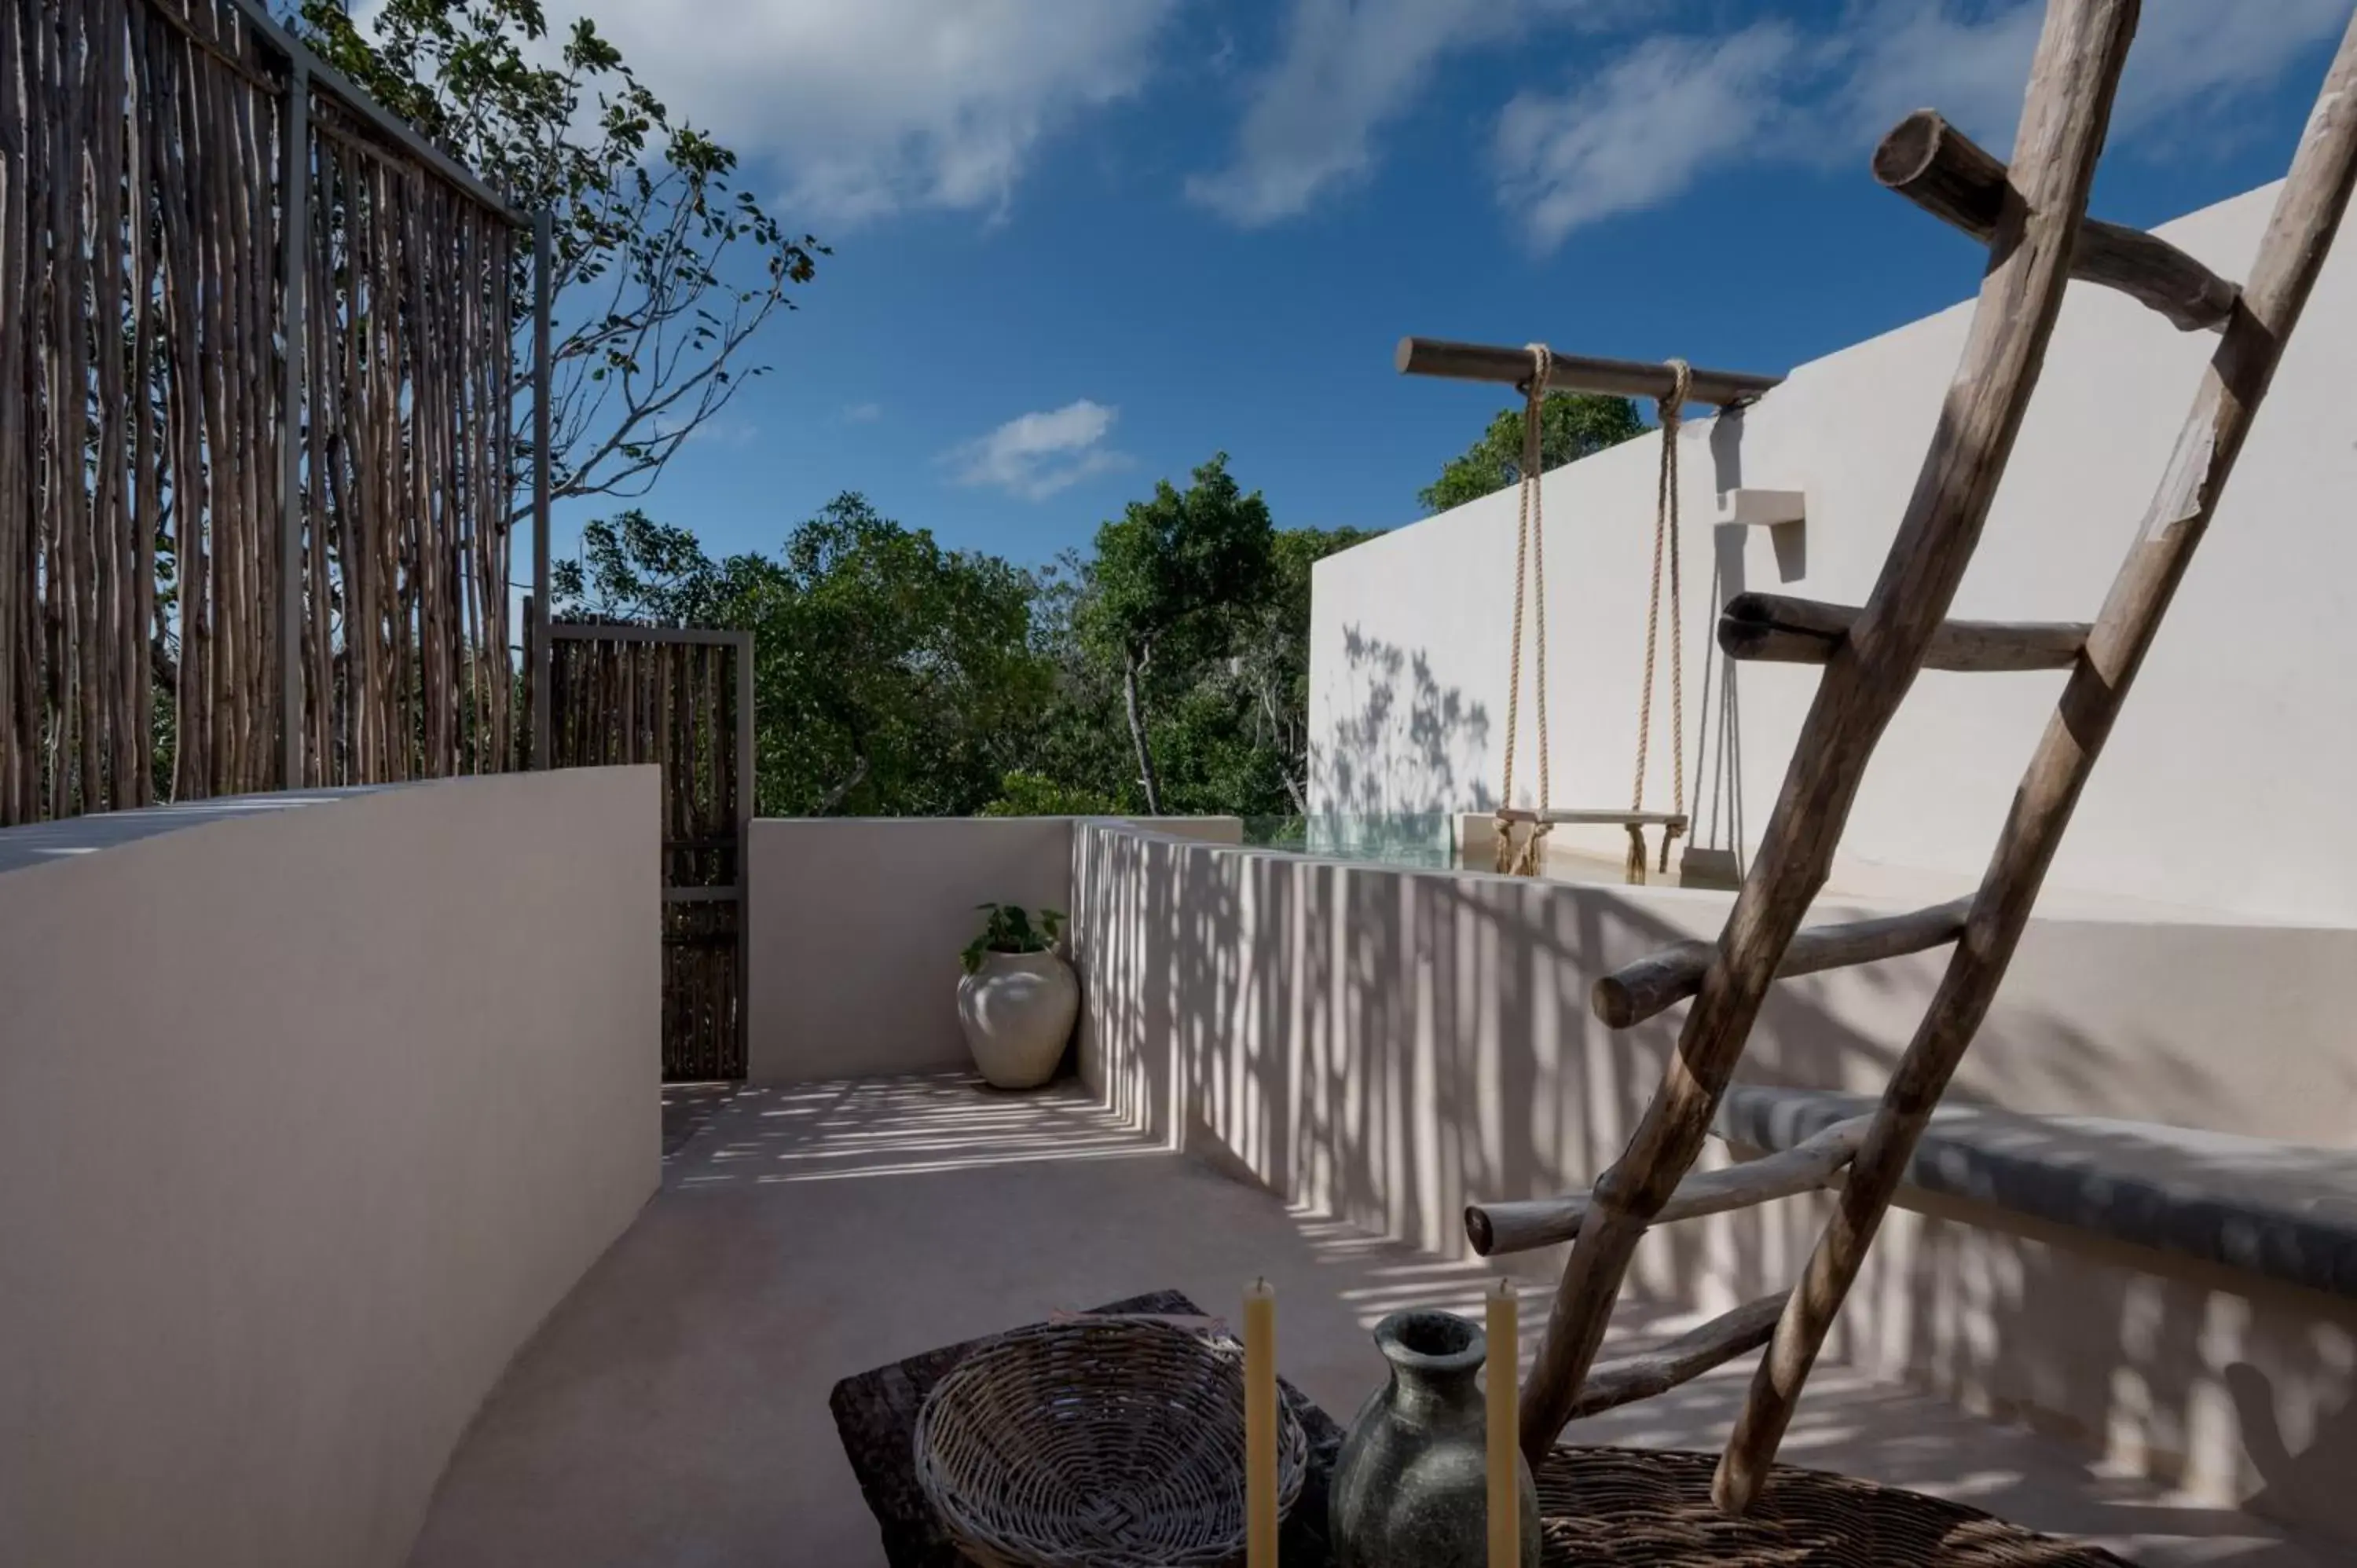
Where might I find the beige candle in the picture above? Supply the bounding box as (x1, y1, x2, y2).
(1244, 1277, 1279, 1566)
(1486, 1279, 1519, 1568)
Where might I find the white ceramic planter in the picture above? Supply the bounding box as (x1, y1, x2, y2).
(956, 950, 1080, 1090)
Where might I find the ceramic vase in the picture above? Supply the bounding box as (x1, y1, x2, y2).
(1329, 1308, 1541, 1568)
(955, 950, 1078, 1089)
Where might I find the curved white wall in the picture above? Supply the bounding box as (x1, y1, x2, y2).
(0, 772, 658, 1568)
(1310, 181, 2357, 924)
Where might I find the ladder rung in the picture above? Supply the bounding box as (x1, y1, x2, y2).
(1875, 110, 2239, 332)
(1465, 1116, 1871, 1257)
(1494, 807, 1688, 828)
(1563, 1291, 1791, 1422)
(1718, 592, 2089, 672)
(1593, 897, 1971, 1029)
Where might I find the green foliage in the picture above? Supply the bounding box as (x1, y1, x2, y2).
(1417, 393, 1647, 515)
(555, 494, 1047, 817)
(961, 903, 1066, 975)
(1081, 455, 1274, 811)
(981, 771, 1121, 818)
(553, 456, 1378, 826)
(1086, 454, 1274, 673)
(293, 0, 823, 510)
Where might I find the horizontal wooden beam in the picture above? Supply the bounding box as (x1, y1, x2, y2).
(1718, 592, 2089, 672)
(548, 621, 754, 648)
(1465, 1116, 1871, 1258)
(1494, 807, 1689, 829)
(1592, 898, 1971, 1030)
(1396, 338, 1783, 409)
(1560, 1291, 1792, 1422)
(1874, 109, 2238, 332)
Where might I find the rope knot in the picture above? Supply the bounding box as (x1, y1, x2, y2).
(1494, 814, 1552, 877)
(1658, 357, 1693, 429)
(1657, 817, 1685, 876)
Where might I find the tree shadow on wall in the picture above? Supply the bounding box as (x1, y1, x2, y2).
(1314, 626, 1494, 819)
(1069, 814, 2356, 1554)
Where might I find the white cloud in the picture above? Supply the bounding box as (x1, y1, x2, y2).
(1187, 0, 1520, 225)
(685, 416, 761, 448)
(947, 401, 1128, 500)
(841, 401, 883, 424)
(1834, 0, 2355, 154)
(542, 1, 1178, 228)
(1494, 0, 2354, 249)
(1497, 25, 1799, 248)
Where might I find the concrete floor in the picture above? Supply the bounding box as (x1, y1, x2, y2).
(407, 1075, 2340, 1567)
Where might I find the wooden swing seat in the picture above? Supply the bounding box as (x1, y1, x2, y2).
(1496, 807, 1688, 830)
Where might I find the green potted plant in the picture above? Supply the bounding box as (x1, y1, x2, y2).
(956, 903, 1079, 1089)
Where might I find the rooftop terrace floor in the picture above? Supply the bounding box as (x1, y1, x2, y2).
(407, 1074, 2340, 1567)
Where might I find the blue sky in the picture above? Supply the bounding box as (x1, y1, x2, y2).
(546, 0, 2355, 573)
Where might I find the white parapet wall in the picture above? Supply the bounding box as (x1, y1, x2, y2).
(1069, 820, 2357, 1543)
(1310, 180, 2357, 925)
(0, 772, 659, 1568)
(746, 815, 1242, 1083)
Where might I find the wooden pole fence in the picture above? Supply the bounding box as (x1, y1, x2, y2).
(0, 0, 545, 821)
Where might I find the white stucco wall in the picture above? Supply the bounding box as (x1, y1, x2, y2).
(0, 772, 659, 1568)
(1069, 820, 2357, 1541)
(746, 815, 1242, 1083)
(1310, 181, 2357, 924)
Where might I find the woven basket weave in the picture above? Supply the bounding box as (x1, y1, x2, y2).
(913, 1317, 1307, 1568)
(1534, 1446, 2137, 1566)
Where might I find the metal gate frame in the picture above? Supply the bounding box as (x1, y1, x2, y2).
(540, 621, 753, 1080)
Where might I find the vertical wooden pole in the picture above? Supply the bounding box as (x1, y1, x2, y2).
(735, 628, 753, 1075)
(277, 59, 308, 789)
(529, 207, 551, 769)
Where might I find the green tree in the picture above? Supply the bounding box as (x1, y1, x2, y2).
(295, 0, 821, 512)
(1221, 525, 1379, 814)
(552, 496, 1046, 815)
(1083, 456, 1274, 814)
(1417, 393, 1645, 514)
(981, 771, 1120, 817)
(548, 508, 750, 623)
(1021, 549, 1145, 812)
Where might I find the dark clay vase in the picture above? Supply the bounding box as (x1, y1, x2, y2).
(1329, 1308, 1541, 1568)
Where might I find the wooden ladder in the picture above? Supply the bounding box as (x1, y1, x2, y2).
(1477, 0, 2357, 1515)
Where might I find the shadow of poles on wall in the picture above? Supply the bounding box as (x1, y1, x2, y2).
(1068, 819, 2356, 1546)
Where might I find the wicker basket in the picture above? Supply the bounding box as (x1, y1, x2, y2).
(913, 1316, 1308, 1568)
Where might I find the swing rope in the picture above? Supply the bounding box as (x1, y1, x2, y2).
(1495, 345, 1553, 876)
(1627, 359, 1691, 885)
